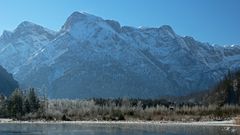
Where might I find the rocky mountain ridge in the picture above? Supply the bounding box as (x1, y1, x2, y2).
(0, 12, 240, 98)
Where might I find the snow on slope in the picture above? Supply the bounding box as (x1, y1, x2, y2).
(0, 11, 240, 98)
(0, 21, 57, 74)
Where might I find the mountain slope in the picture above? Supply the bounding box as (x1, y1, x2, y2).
(0, 12, 240, 98)
(0, 21, 56, 74)
(0, 65, 19, 96)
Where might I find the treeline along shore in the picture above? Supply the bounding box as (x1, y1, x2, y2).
(0, 89, 240, 122)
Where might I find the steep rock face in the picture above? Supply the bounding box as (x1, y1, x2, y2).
(0, 65, 19, 96)
(0, 21, 56, 74)
(0, 12, 240, 98)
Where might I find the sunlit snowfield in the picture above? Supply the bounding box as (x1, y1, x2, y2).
(0, 123, 239, 135)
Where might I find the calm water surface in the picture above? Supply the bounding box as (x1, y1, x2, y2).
(0, 123, 239, 135)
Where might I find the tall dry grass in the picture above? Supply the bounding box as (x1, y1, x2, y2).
(235, 116, 240, 125)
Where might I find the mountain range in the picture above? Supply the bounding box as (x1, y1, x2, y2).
(0, 11, 240, 98)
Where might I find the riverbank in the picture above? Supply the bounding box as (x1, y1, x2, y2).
(2, 91, 240, 122)
(0, 118, 239, 127)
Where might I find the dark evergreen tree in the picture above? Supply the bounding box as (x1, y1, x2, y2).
(0, 94, 5, 116)
(7, 89, 24, 117)
(24, 99, 31, 114)
(27, 88, 40, 113)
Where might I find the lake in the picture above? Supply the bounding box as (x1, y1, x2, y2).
(0, 123, 239, 135)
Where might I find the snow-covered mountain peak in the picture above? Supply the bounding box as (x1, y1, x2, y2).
(14, 21, 56, 38)
(61, 11, 118, 40)
(0, 21, 57, 74)
(12, 21, 57, 39)
(105, 20, 121, 33)
(225, 44, 240, 48)
(15, 21, 43, 33)
(183, 36, 197, 42)
(17, 21, 37, 28)
(61, 11, 103, 31)
(159, 25, 176, 37)
(0, 30, 13, 41)
(160, 25, 174, 31)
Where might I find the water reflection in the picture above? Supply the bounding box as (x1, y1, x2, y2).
(0, 123, 239, 135)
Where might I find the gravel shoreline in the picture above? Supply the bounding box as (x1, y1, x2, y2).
(0, 119, 239, 127)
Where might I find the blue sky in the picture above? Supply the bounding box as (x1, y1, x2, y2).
(0, 0, 239, 45)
